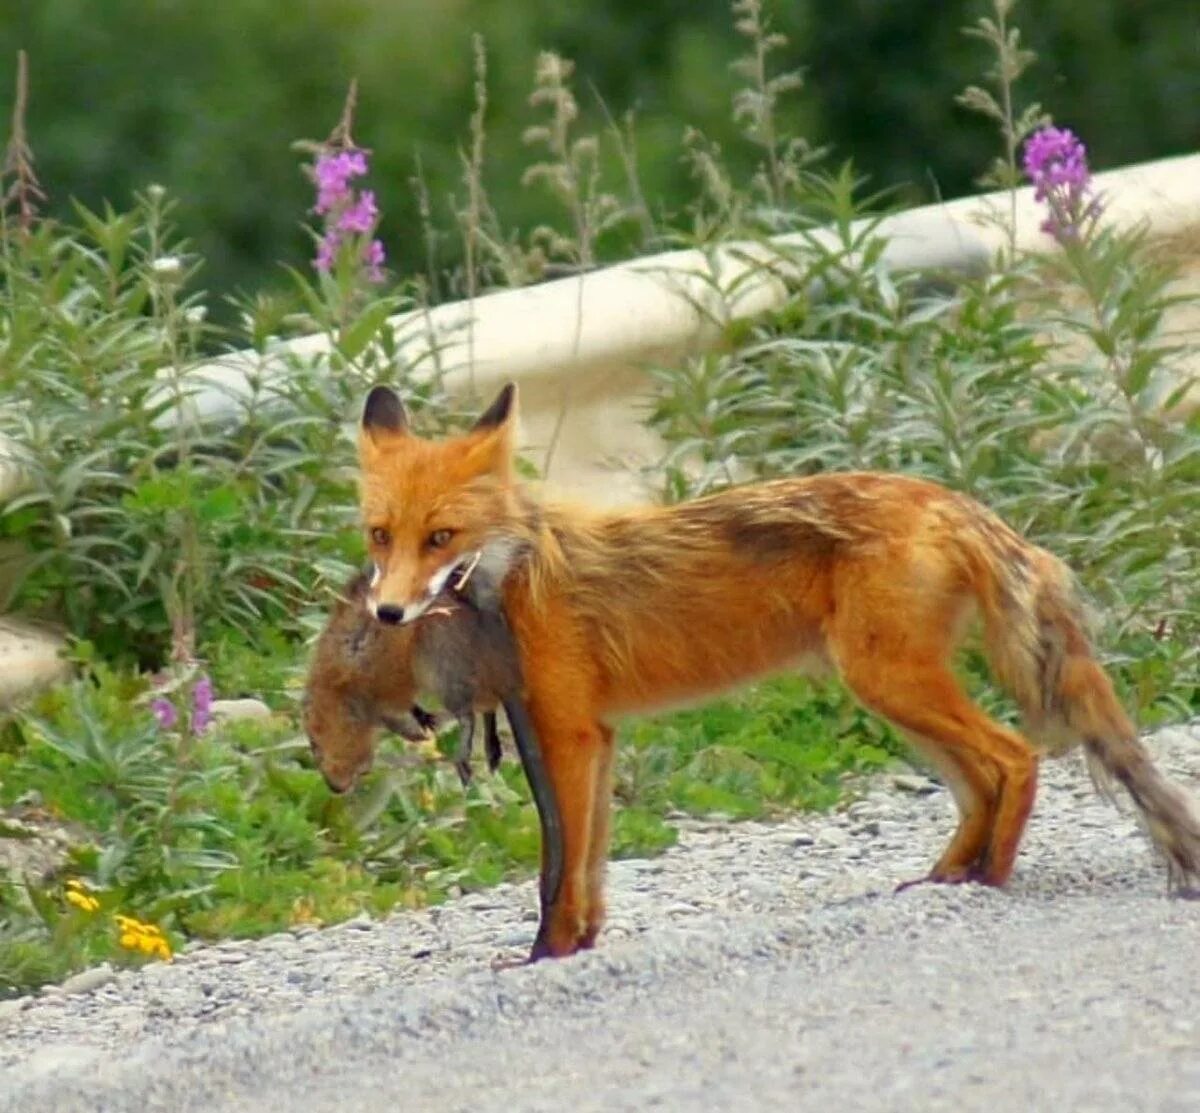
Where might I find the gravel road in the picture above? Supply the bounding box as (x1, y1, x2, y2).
(3, 724, 1198, 1113)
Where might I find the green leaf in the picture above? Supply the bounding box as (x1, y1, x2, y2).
(198, 486, 242, 523)
(335, 301, 397, 365)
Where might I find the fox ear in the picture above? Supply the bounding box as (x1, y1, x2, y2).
(361, 386, 409, 441)
(464, 383, 517, 478)
(471, 383, 517, 433)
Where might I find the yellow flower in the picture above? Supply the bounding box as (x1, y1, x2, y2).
(65, 879, 100, 913)
(416, 737, 440, 761)
(66, 890, 100, 912)
(113, 913, 173, 961)
(290, 896, 322, 927)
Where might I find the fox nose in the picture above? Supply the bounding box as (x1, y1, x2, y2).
(376, 603, 405, 625)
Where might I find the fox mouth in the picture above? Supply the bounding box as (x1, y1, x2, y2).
(370, 551, 481, 625)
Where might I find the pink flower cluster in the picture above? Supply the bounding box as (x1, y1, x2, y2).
(1022, 126, 1103, 245)
(150, 672, 214, 734)
(312, 148, 385, 282)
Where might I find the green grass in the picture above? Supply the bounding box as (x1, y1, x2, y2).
(618, 676, 901, 821)
(0, 663, 905, 998)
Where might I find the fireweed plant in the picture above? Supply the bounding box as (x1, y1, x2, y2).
(1, 0, 1197, 995)
(149, 670, 214, 734)
(311, 148, 386, 283)
(648, 1, 1198, 719)
(0, 78, 461, 666)
(1022, 126, 1103, 244)
(1016, 122, 1198, 709)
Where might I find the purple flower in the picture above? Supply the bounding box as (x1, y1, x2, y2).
(363, 238, 385, 283)
(150, 697, 177, 730)
(313, 149, 369, 215)
(1022, 126, 1103, 244)
(341, 149, 368, 178)
(314, 231, 340, 273)
(337, 190, 378, 234)
(309, 146, 387, 282)
(191, 674, 214, 735)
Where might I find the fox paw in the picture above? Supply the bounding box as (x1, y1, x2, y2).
(893, 865, 990, 894)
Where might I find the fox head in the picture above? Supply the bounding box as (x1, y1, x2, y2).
(356, 382, 520, 625)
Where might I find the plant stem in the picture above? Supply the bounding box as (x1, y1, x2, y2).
(994, 0, 1018, 260)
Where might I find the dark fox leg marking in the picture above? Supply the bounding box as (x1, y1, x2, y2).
(502, 695, 564, 957)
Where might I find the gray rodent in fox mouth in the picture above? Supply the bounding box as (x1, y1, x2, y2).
(303, 556, 564, 919)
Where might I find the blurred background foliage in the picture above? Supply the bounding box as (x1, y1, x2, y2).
(4, 0, 1198, 309)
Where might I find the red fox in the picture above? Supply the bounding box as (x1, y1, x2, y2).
(357, 381, 1200, 961)
(303, 565, 564, 914)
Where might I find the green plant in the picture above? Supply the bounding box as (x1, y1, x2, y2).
(0, 88, 461, 667)
(0, 654, 899, 997)
(1, 667, 236, 899)
(0, 190, 322, 661)
(620, 676, 901, 819)
(521, 51, 630, 474)
(646, 0, 1199, 718)
(955, 0, 1048, 253)
(1018, 223, 1199, 716)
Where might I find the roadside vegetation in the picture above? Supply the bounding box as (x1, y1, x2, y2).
(1, 1, 1195, 996)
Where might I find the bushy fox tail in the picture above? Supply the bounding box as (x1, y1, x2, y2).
(969, 530, 1200, 893)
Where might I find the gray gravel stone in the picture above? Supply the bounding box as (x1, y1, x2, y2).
(210, 698, 272, 721)
(58, 964, 114, 996)
(815, 826, 850, 847)
(892, 772, 938, 794)
(0, 722, 1197, 1113)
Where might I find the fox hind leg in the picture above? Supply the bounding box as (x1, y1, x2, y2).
(892, 728, 1000, 889)
(837, 650, 1038, 888)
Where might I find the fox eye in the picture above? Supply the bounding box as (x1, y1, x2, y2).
(427, 528, 455, 549)
(370, 527, 390, 547)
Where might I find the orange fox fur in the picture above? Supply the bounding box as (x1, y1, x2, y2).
(357, 382, 1200, 961)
